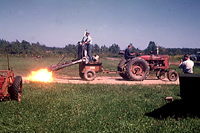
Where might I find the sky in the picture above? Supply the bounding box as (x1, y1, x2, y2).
(0, 0, 200, 50)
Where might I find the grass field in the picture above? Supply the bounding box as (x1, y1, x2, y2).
(0, 56, 122, 77)
(0, 56, 200, 132)
(0, 56, 200, 78)
(1, 83, 200, 132)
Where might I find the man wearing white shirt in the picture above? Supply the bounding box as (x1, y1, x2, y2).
(83, 32, 92, 62)
(179, 54, 194, 74)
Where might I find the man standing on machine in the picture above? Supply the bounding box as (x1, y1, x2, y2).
(82, 31, 92, 62)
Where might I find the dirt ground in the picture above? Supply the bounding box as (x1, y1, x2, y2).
(23, 76, 179, 85)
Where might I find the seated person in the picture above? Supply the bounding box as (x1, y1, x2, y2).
(124, 44, 135, 59)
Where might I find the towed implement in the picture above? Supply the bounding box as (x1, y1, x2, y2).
(48, 55, 106, 81)
(47, 40, 119, 81)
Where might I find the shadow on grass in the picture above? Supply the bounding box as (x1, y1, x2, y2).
(146, 99, 200, 120)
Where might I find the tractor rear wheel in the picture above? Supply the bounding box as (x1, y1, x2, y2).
(126, 58, 149, 81)
(84, 69, 96, 81)
(117, 59, 129, 80)
(10, 76, 22, 102)
(167, 70, 178, 81)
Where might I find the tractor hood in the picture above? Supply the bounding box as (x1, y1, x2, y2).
(139, 55, 169, 61)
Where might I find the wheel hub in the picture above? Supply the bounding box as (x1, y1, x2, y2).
(87, 72, 93, 78)
(131, 66, 143, 75)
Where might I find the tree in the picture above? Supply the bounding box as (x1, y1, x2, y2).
(0, 39, 10, 54)
(92, 44, 100, 54)
(101, 45, 109, 55)
(10, 41, 22, 54)
(158, 46, 167, 55)
(64, 44, 77, 57)
(21, 40, 31, 55)
(1, 38, 199, 57)
(144, 41, 157, 54)
(109, 43, 120, 54)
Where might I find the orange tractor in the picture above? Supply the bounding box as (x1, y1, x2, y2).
(0, 50, 22, 102)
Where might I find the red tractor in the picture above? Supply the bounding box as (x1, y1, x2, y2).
(118, 54, 178, 81)
(0, 50, 22, 102)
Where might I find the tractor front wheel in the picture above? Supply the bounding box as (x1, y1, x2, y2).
(167, 70, 178, 81)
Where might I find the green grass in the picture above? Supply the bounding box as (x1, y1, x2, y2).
(1, 56, 200, 78)
(1, 83, 200, 132)
(0, 57, 121, 77)
(1, 56, 200, 132)
(0, 56, 79, 77)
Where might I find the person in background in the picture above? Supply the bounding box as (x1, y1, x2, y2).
(82, 32, 92, 62)
(124, 44, 135, 60)
(179, 54, 194, 74)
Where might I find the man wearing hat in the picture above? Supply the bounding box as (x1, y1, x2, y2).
(82, 32, 92, 62)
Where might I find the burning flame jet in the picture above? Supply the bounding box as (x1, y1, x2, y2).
(28, 69, 53, 82)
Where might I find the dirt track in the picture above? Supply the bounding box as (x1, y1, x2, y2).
(23, 76, 179, 85)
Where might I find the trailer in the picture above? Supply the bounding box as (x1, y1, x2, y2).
(47, 56, 118, 81)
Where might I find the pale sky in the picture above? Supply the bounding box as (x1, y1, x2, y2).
(0, 0, 200, 50)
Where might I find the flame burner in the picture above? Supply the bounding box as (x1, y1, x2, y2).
(28, 69, 53, 82)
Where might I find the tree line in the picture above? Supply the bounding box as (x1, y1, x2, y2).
(0, 39, 199, 58)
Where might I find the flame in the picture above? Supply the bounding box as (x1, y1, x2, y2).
(28, 69, 53, 82)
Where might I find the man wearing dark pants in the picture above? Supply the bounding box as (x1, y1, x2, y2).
(82, 32, 92, 62)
